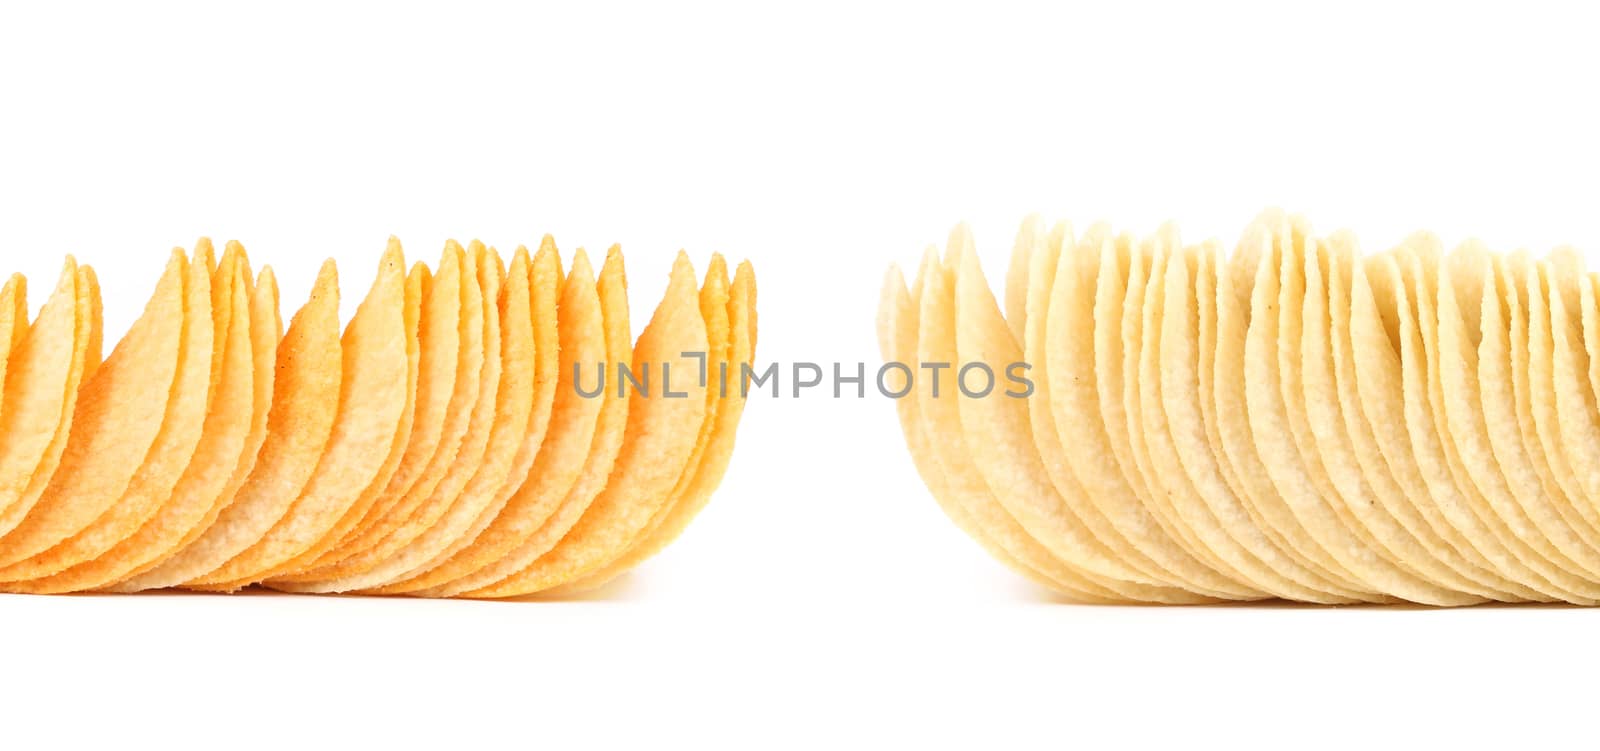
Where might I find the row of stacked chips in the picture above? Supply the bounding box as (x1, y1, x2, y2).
(0, 238, 755, 597)
(880, 210, 1600, 605)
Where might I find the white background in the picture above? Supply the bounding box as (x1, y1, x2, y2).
(3, 1, 1600, 748)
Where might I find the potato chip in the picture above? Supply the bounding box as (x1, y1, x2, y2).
(265, 243, 486, 588)
(342, 245, 547, 593)
(0, 260, 95, 540)
(423, 247, 633, 599)
(59, 246, 265, 592)
(0, 242, 216, 587)
(257, 240, 423, 577)
(190, 246, 407, 589)
(887, 212, 1600, 603)
(0, 274, 28, 428)
(282, 244, 516, 592)
(129, 260, 342, 588)
(111, 263, 282, 591)
(1442, 245, 1600, 585)
(1394, 242, 1583, 601)
(0, 252, 184, 573)
(913, 229, 1194, 602)
(1319, 233, 1518, 599)
(456, 251, 711, 598)
(954, 227, 1201, 596)
(547, 253, 738, 594)
(278, 252, 458, 575)
(377, 241, 592, 596)
(1027, 221, 1198, 591)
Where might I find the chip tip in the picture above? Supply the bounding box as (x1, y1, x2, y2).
(569, 247, 595, 280)
(539, 234, 558, 253)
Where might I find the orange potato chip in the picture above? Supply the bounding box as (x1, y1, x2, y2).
(0, 260, 98, 541)
(0, 273, 28, 428)
(398, 247, 610, 597)
(127, 260, 341, 588)
(192, 247, 408, 588)
(276, 244, 475, 581)
(0, 252, 184, 574)
(0, 242, 217, 587)
(111, 263, 282, 591)
(551, 254, 749, 594)
(271, 243, 486, 587)
(370, 239, 563, 594)
(456, 251, 709, 598)
(315, 246, 542, 592)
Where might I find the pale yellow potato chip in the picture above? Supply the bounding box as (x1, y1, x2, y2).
(193, 248, 408, 588)
(1477, 251, 1600, 579)
(259, 240, 423, 577)
(458, 251, 712, 598)
(872, 256, 1086, 596)
(1213, 217, 1378, 598)
(1442, 245, 1600, 584)
(1154, 239, 1363, 601)
(1042, 226, 1252, 597)
(550, 253, 740, 594)
(280, 254, 456, 574)
(284, 244, 518, 593)
(1381, 243, 1571, 600)
(1026, 220, 1226, 594)
(1349, 248, 1538, 600)
(127, 260, 341, 588)
(0, 242, 218, 587)
(0, 261, 98, 541)
(111, 263, 282, 591)
(0, 253, 184, 573)
(1319, 233, 1519, 599)
(906, 230, 1184, 602)
(422, 247, 634, 599)
(1504, 252, 1600, 555)
(1003, 217, 1032, 345)
(952, 228, 1201, 598)
(1400, 241, 1590, 600)
(377, 240, 583, 595)
(1546, 257, 1600, 547)
(1246, 222, 1476, 604)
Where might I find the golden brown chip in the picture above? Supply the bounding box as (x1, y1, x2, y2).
(0, 252, 184, 575)
(551, 253, 749, 594)
(285, 243, 516, 592)
(127, 260, 341, 588)
(111, 263, 282, 591)
(49, 246, 261, 593)
(420, 247, 631, 598)
(457, 251, 710, 598)
(193, 247, 408, 588)
(0, 273, 28, 429)
(272, 243, 486, 587)
(335, 245, 542, 591)
(375, 239, 578, 595)
(0, 261, 98, 543)
(1, 242, 218, 588)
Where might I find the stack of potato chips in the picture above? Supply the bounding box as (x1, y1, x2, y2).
(0, 238, 754, 597)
